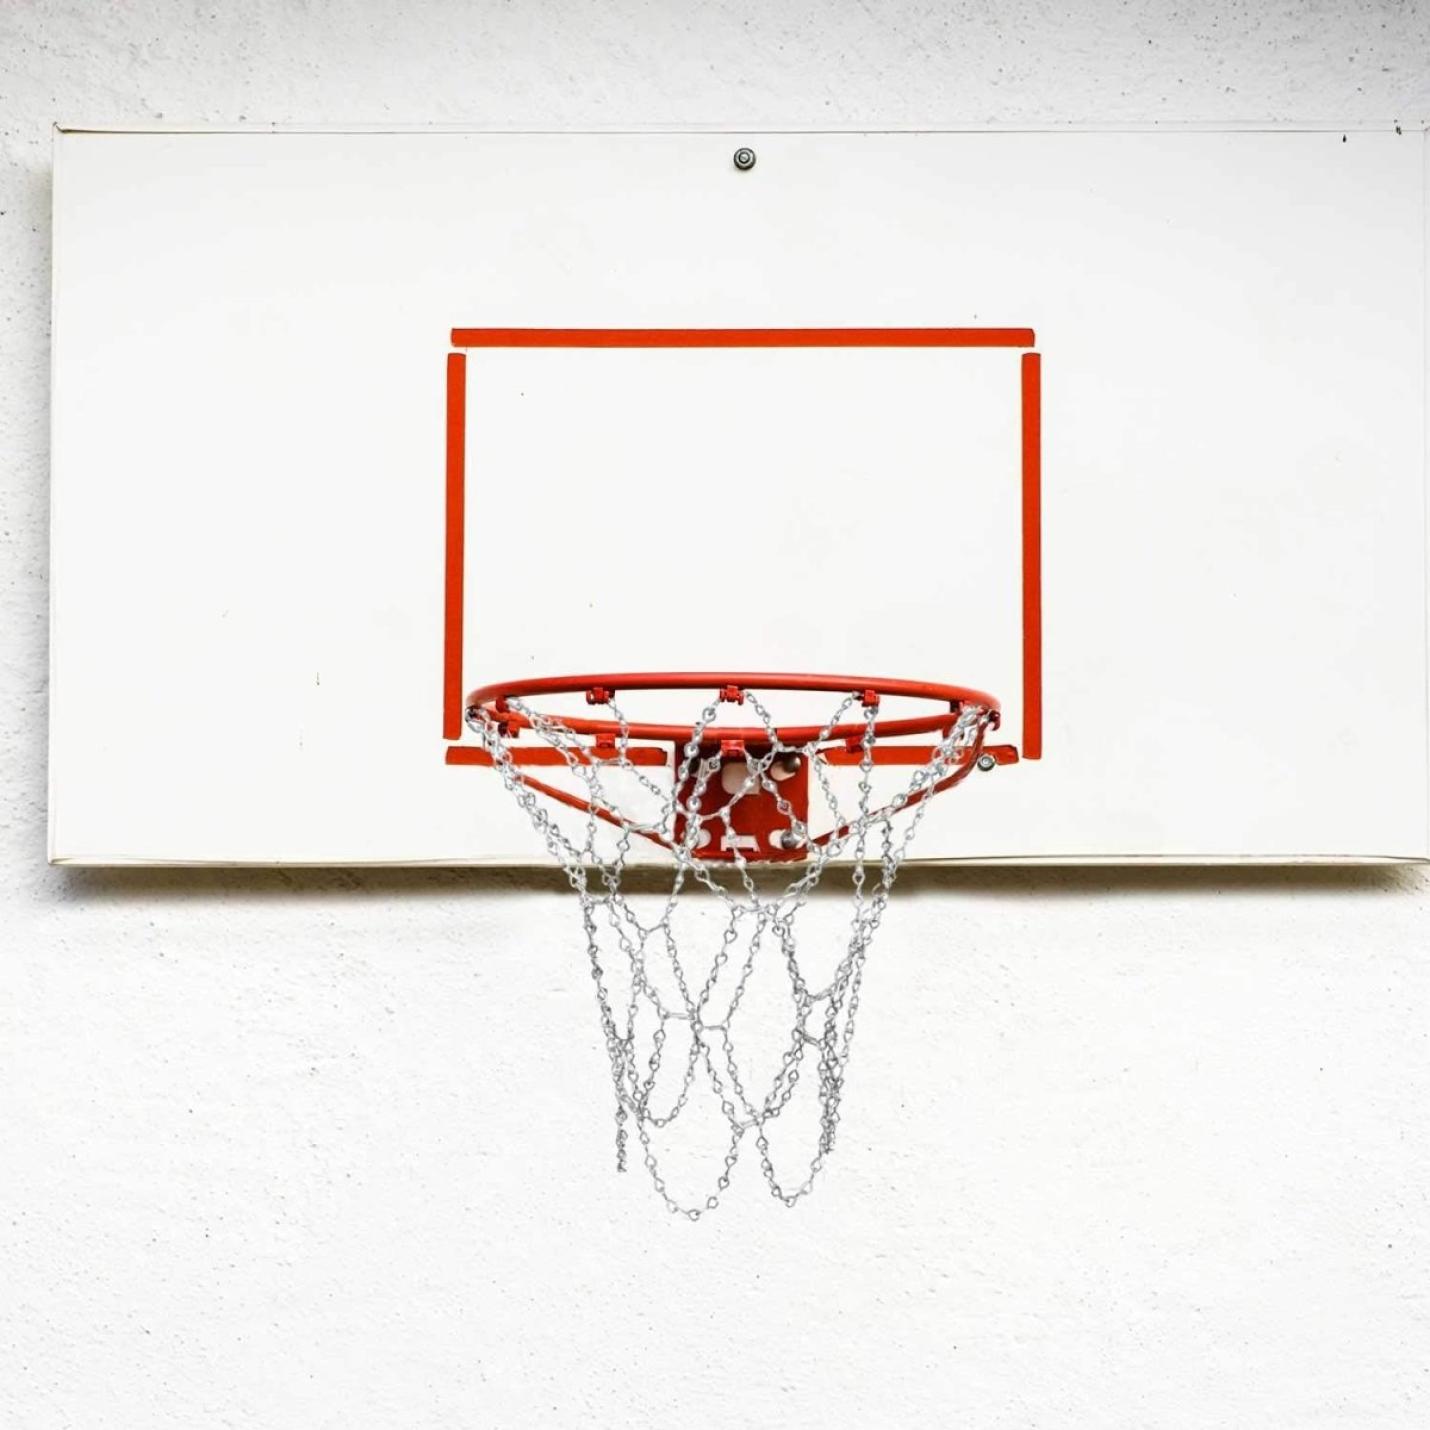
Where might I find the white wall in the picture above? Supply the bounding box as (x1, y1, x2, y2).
(3, 3, 1429, 1427)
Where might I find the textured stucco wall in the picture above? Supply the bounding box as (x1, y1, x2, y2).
(3, 4, 1430, 1427)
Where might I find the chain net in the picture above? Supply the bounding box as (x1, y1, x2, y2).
(469, 687, 995, 1218)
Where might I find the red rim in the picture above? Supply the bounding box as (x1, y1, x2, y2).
(464, 671, 1001, 746)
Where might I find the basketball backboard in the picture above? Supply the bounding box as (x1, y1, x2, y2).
(48, 128, 1430, 863)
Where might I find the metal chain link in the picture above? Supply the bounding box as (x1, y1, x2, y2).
(471, 686, 993, 1218)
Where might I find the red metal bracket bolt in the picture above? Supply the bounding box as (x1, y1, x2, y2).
(718, 684, 745, 705)
(586, 685, 613, 706)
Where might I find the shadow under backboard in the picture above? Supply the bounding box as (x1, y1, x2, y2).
(53, 860, 1425, 905)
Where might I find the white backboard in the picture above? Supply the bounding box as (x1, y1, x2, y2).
(49, 128, 1430, 863)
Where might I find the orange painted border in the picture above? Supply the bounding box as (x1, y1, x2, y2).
(1020, 352, 1043, 760)
(443, 352, 467, 740)
(443, 328, 1044, 760)
(452, 326, 1035, 350)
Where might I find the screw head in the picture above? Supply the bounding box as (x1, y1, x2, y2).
(976, 753, 997, 772)
(732, 146, 756, 172)
(770, 752, 801, 782)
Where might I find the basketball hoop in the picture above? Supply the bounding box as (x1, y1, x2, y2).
(463, 672, 1015, 1217)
